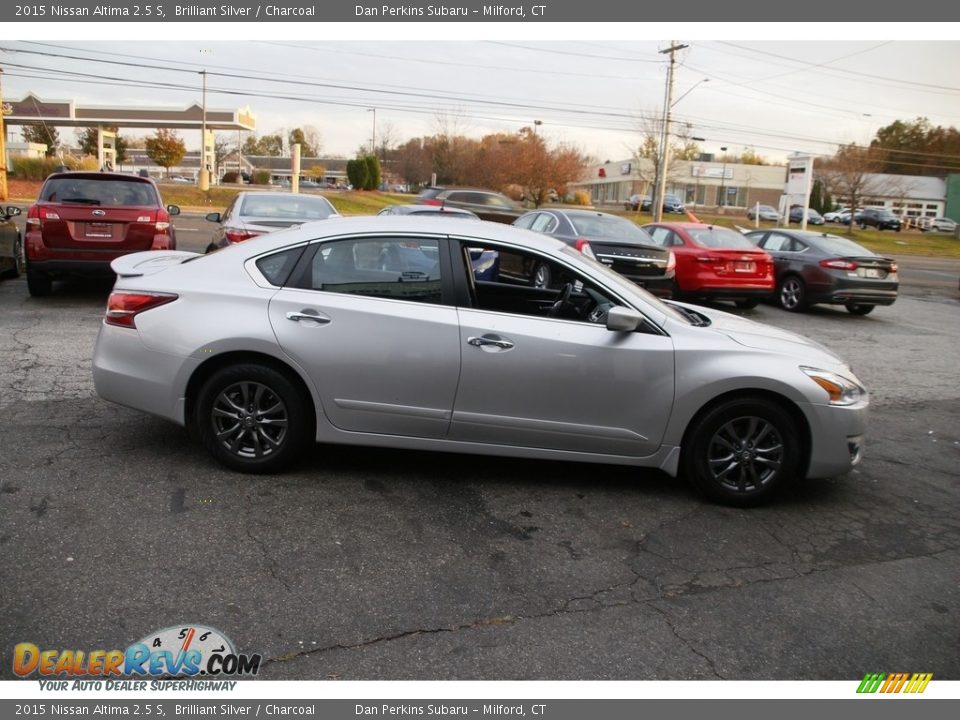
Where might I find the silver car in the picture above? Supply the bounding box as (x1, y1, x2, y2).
(204, 191, 339, 252)
(93, 217, 867, 506)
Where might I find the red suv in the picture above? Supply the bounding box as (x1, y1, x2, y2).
(25, 172, 180, 296)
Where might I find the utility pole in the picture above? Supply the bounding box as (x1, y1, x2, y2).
(368, 108, 377, 157)
(0, 67, 8, 202)
(199, 70, 210, 191)
(653, 41, 688, 223)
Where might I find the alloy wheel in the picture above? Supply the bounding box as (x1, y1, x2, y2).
(211, 381, 289, 459)
(707, 416, 784, 493)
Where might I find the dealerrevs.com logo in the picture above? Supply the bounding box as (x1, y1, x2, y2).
(857, 673, 933, 694)
(14, 624, 261, 679)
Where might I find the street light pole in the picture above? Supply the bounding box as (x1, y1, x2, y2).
(718, 146, 728, 210)
(198, 70, 210, 191)
(368, 108, 376, 157)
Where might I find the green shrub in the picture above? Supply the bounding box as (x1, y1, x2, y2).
(10, 155, 96, 180)
(346, 159, 369, 190)
(251, 170, 271, 185)
(363, 155, 381, 191)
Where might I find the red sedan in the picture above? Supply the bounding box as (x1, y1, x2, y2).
(643, 222, 774, 308)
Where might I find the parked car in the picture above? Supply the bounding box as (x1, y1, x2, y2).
(823, 207, 860, 223)
(624, 194, 651, 211)
(24, 172, 180, 297)
(858, 207, 901, 231)
(415, 187, 524, 224)
(746, 229, 898, 315)
(377, 205, 479, 219)
(204, 192, 340, 252)
(298, 179, 322, 189)
(643, 222, 774, 308)
(624, 193, 684, 213)
(92, 215, 868, 506)
(514, 209, 675, 297)
(1, 206, 24, 280)
(918, 217, 957, 233)
(788, 206, 825, 225)
(662, 194, 686, 214)
(747, 205, 780, 222)
(170, 175, 194, 184)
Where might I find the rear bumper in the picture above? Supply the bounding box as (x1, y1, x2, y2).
(625, 274, 673, 297)
(26, 259, 115, 278)
(693, 285, 773, 300)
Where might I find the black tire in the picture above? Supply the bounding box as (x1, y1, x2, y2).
(845, 303, 875, 316)
(26, 269, 52, 297)
(671, 278, 685, 302)
(195, 363, 312, 474)
(778, 275, 807, 312)
(734, 298, 759, 309)
(204, 242, 219, 254)
(3, 237, 23, 279)
(682, 397, 802, 506)
(532, 262, 552, 289)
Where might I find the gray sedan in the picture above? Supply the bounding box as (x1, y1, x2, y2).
(93, 216, 867, 506)
(204, 191, 339, 252)
(746, 229, 898, 315)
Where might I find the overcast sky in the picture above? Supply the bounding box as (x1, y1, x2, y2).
(2, 38, 959, 166)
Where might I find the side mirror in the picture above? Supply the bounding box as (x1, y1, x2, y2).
(606, 306, 642, 332)
(205, 212, 221, 223)
(167, 205, 181, 216)
(4, 206, 22, 218)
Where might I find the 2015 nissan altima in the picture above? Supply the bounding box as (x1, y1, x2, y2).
(92, 216, 868, 505)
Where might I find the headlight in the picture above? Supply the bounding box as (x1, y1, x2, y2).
(800, 366, 865, 406)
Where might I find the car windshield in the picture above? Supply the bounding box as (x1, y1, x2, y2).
(40, 177, 159, 206)
(686, 226, 756, 249)
(569, 214, 657, 245)
(813, 234, 875, 257)
(240, 195, 337, 219)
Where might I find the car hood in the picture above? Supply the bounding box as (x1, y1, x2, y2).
(679, 303, 846, 367)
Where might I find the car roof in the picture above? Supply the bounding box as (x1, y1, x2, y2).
(44, 171, 154, 183)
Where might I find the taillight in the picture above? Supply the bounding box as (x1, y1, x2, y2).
(889, 262, 898, 273)
(150, 209, 174, 250)
(666, 251, 676, 272)
(421, 198, 442, 206)
(574, 238, 596, 260)
(26, 205, 42, 230)
(224, 229, 259, 244)
(105, 292, 178, 329)
(820, 259, 858, 271)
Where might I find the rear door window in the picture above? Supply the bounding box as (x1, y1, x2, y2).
(41, 177, 159, 207)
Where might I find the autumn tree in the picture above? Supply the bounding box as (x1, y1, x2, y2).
(394, 138, 433, 187)
(738, 146, 768, 166)
(22, 125, 60, 156)
(241, 133, 285, 156)
(289, 127, 317, 157)
(76, 126, 129, 165)
(509, 127, 586, 208)
(145, 129, 187, 178)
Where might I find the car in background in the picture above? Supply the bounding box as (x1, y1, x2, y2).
(377, 205, 479, 219)
(415, 187, 524, 224)
(624, 193, 684, 214)
(514, 209, 675, 297)
(624, 194, 651, 211)
(299, 179, 322, 189)
(92, 215, 869, 506)
(662, 194, 686, 214)
(204, 192, 340, 252)
(788, 206, 825, 225)
(24, 172, 180, 297)
(643, 222, 774, 308)
(170, 175, 194, 184)
(1, 206, 23, 281)
(747, 204, 780, 222)
(918, 217, 957, 233)
(746, 229, 898, 315)
(823, 207, 860, 223)
(858, 207, 901, 231)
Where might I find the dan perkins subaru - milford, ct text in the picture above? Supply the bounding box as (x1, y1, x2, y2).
(355, 5, 547, 16)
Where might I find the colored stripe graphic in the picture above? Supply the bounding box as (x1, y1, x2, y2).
(857, 673, 885, 693)
(857, 672, 931, 694)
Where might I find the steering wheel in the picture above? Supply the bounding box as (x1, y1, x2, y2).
(548, 282, 574, 317)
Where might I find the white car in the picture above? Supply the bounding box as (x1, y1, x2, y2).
(920, 217, 957, 233)
(92, 216, 868, 506)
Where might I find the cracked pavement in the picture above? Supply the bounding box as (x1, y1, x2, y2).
(0, 265, 958, 681)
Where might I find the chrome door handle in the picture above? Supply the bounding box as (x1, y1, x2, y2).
(467, 336, 514, 350)
(286, 311, 330, 324)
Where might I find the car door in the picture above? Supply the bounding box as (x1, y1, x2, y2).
(267, 234, 461, 439)
(449, 239, 675, 458)
(759, 232, 808, 282)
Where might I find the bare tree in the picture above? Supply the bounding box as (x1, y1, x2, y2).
(817, 144, 887, 235)
(630, 112, 700, 195)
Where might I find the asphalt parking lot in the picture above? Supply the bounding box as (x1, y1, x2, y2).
(0, 218, 958, 681)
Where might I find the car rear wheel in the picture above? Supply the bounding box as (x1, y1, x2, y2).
(778, 276, 807, 312)
(532, 262, 552, 289)
(26, 269, 52, 297)
(845, 303, 875, 316)
(682, 397, 802, 506)
(3, 237, 23, 279)
(196, 363, 312, 473)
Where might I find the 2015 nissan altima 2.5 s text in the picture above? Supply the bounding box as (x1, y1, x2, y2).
(92, 216, 867, 506)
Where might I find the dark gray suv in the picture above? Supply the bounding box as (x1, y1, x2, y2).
(858, 207, 902, 231)
(416, 187, 523, 224)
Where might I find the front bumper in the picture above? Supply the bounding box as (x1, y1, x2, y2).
(803, 399, 869, 479)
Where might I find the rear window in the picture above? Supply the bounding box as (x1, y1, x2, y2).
(686, 226, 756, 249)
(255, 246, 307, 286)
(569, 214, 656, 245)
(239, 195, 337, 220)
(40, 177, 159, 207)
(814, 234, 875, 257)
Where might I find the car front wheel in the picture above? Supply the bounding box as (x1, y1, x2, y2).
(682, 397, 802, 506)
(195, 363, 312, 473)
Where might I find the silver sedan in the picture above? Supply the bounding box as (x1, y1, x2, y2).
(93, 216, 868, 505)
